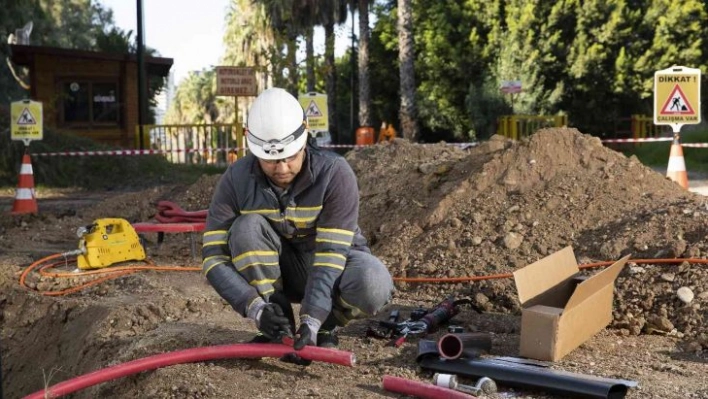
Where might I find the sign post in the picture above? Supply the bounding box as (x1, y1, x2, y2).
(654, 66, 702, 189)
(500, 80, 522, 113)
(10, 99, 42, 214)
(215, 66, 258, 159)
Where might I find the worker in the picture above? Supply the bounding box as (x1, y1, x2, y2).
(378, 121, 397, 143)
(201, 87, 394, 356)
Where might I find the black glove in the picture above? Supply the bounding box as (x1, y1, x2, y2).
(258, 303, 292, 340)
(293, 323, 315, 350)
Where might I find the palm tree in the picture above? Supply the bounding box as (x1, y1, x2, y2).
(397, 0, 418, 141)
(356, 0, 374, 128)
(318, 0, 348, 142)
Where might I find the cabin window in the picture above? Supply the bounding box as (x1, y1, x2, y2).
(60, 80, 120, 127)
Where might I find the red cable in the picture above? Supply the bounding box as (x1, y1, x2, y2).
(23, 343, 355, 399)
(382, 375, 476, 399)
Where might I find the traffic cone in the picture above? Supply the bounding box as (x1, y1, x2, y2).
(666, 138, 689, 189)
(11, 154, 38, 215)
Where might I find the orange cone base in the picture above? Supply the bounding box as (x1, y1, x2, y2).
(666, 144, 689, 190)
(11, 154, 38, 215)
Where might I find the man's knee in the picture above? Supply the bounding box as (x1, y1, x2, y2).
(229, 213, 269, 235)
(340, 255, 393, 315)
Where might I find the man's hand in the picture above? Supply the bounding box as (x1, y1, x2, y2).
(293, 324, 315, 350)
(258, 303, 292, 340)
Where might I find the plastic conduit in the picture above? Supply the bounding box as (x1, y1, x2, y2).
(23, 343, 355, 399)
(382, 375, 476, 399)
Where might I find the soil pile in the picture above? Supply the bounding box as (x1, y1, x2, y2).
(349, 129, 706, 342)
(0, 128, 706, 399)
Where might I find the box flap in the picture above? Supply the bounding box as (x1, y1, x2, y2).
(513, 246, 579, 305)
(565, 254, 630, 311)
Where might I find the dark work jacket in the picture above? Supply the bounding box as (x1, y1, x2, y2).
(202, 144, 367, 323)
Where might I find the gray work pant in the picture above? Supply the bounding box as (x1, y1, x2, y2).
(228, 214, 394, 325)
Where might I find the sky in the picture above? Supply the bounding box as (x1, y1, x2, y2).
(99, 0, 230, 85)
(99, 0, 354, 87)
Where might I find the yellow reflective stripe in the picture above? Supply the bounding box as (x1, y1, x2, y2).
(240, 209, 284, 222)
(315, 252, 346, 261)
(286, 205, 323, 211)
(232, 250, 278, 263)
(203, 258, 228, 275)
(250, 278, 277, 286)
(313, 262, 345, 270)
(240, 209, 279, 215)
(237, 261, 279, 272)
(259, 287, 275, 296)
(204, 230, 228, 237)
(316, 238, 352, 246)
(285, 216, 317, 223)
(203, 240, 227, 247)
(317, 227, 355, 236)
(336, 295, 367, 316)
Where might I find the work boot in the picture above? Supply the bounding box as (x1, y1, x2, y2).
(316, 329, 339, 348)
(317, 313, 340, 348)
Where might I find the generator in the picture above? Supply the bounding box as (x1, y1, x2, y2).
(76, 218, 146, 270)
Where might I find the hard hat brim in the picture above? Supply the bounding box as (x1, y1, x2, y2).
(247, 131, 308, 161)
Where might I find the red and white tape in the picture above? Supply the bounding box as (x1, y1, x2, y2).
(29, 142, 479, 157)
(600, 137, 673, 143)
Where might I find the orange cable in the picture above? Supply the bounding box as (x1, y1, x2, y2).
(19, 253, 200, 296)
(21, 252, 708, 295)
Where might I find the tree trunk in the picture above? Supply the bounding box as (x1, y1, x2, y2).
(306, 26, 315, 92)
(357, 0, 371, 128)
(325, 22, 338, 142)
(397, 0, 418, 141)
(287, 29, 299, 97)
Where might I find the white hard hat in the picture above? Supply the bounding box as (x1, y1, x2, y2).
(246, 88, 308, 160)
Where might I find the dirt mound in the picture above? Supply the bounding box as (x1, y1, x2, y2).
(1, 128, 706, 398)
(350, 129, 706, 341)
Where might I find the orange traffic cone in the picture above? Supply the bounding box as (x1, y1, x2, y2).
(11, 154, 38, 215)
(666, 138, 689, 189)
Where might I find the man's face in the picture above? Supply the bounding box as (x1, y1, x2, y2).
(257, 147, 305, 188)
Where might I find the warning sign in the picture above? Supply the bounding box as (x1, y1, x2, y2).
(16, 107, 37, 125)
(298, 92, 328, 131)
(11, 100, 43, 142)
(305, 100, 323, 117)
(654, 66, 701, 126)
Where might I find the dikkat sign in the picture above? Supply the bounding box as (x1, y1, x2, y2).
(11, 100, 43, 143)
(215, 66, 257, 97)
(654, 66, 701, 127)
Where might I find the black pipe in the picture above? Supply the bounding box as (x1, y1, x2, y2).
(437, 333, 492, 360)
(419, 356, 637, 399)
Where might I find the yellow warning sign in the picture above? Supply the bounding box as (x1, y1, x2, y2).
(298, 92, 329, 132)
(11, 100, 43, 142)
(654, 66, 701, 126)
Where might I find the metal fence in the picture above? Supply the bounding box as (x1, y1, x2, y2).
(135, 124, 246, 167)
(496, 115, 568, 140)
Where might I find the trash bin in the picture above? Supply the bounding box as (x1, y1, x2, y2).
(355, 126, 375, 145)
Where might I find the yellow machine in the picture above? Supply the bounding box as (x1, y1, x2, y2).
(76, 218, 146, 270)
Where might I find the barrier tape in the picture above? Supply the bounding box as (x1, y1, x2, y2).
(29, 142, 479, 157)
(600, 137, 673, 143)
(33, 137, 708, 158)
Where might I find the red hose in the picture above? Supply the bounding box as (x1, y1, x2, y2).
(24, 343, 355, 399)
(382, 375, 476, 399)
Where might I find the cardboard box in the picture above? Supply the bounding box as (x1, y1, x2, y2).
(513, 246, 629, 361)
